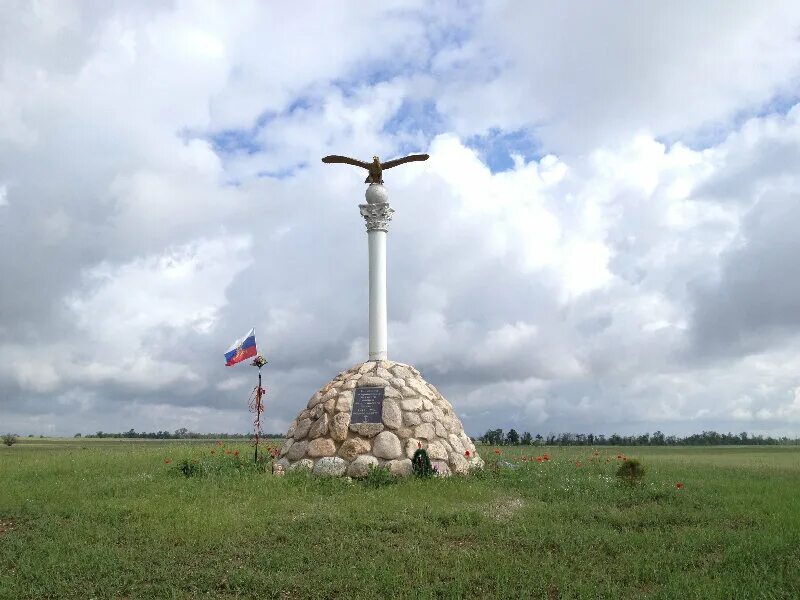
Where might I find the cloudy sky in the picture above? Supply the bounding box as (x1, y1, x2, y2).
(2, 1, 800, 438)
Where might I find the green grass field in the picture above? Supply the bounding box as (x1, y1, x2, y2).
(1, 439, 798, 599)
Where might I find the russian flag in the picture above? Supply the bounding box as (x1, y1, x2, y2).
(224, 328, 257, 367)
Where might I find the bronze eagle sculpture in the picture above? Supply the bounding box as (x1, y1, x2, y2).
(321, 153, 429, 184)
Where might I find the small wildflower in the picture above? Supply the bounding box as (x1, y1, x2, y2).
(210, 450, 216, 455)
(464, 450, 471, 458)
(225, 450, 231, 455)
(543, 454, 550, 461)
(418, 441, 422, 449)
(494, 448, 501, 455)
(536, 456, 543, 464)
(164, 459, 172, 464)
(675, 482, 684, 489)
(234, 450, 239, 457)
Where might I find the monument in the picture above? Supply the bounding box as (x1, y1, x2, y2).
(275, 153, 483, 477)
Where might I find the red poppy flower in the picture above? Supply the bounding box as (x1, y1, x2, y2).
(536, 456, 543, 464)
(225, 450, 231, 455)
(234, 450, 239, 457)
(675, 482, 684, 489)
(494, 448, 501, 455)
(464, 450, 471, 458)
(164, 459, 172, 464)
(417, 441, 422, 449)
(623, 457, 628, 461)
(543, 454, 550, 461)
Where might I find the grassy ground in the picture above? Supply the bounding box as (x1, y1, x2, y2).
(1, 439, 798, 599)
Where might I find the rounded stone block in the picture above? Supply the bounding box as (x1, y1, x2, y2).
(339, 437, 371, 461)
(313, 456, 347, 477)
(401, 398, 423, 412)
(384, 386, 402, 399)
(431, 460, 451, 477)
(414, 423, 435, 440)
(286, 440, 308, 461)
(349, 422, 384, 438)
(309, 413, 329, 439)
(290, 458, 314, 472)
(448, 451, 470, 475)
(402, 411, 422, 426)
(427, 440, 449, 461)
(307, 391, 323, 409)
(382, 399, 402, 429)
(448, 434, 465, 455)
(373, 431, 402, 459)
(335, 391, 353, 412)
(405, 438, 421, 459)
(395, 427, 413, 439)
(279, 438, 293, 457)
(307, 438, 336, 457)
(347, 455, 379, 478)
(357, 375, 389, 388)
(469, 456, 485, 471)
(391, 364, 413, 380)
(294, 418, 312, 440)
(388, 458, 413, 477)
(330, 412, 350, 441)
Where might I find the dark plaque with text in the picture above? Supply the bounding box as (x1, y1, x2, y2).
(351, 387, 385, 424)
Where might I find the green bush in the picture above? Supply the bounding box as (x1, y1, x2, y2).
(177, 458, 201, 477)
(362, 465, 397, 488)
(412, 448, 433, 477)
(616, 458, 645, 485)
(2, 433, 17, 447)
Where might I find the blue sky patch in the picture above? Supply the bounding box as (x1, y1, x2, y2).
(665, 93, 800, 151)
(466, 128, 542, 173)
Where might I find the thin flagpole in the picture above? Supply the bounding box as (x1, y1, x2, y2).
(248, 354, 268, 464)
(254, 369, 262, 463)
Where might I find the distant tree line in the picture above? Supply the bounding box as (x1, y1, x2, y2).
(478, 429, 800, 446)
(82, 428, 284, 440)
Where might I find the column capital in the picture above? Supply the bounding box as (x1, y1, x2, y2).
(359, 202, 394, 232)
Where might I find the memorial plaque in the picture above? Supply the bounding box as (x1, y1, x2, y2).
(351, 387, 385, 423)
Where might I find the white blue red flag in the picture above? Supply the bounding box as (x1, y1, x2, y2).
(224, 328, 257, 367)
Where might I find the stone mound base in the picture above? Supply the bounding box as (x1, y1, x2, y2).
(277, 360, 483, 477)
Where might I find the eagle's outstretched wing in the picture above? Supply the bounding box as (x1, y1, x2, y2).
(380, 154, 429, 170)
(321, 155, 371, 169)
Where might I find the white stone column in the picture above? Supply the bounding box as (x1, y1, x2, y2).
(360, 184, 394, 361)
